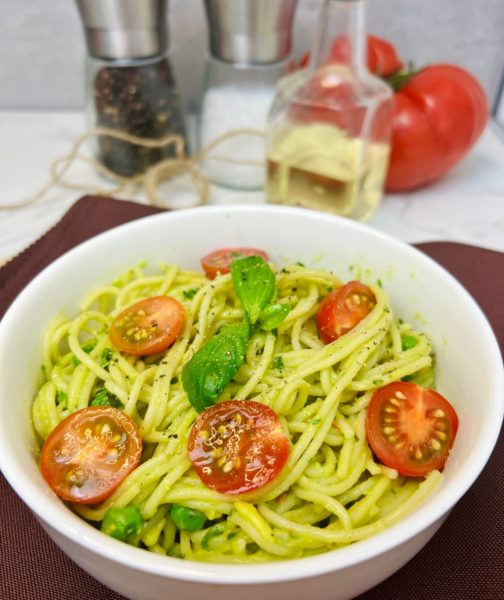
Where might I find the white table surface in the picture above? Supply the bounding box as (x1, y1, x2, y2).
(1, 110, 504, 264)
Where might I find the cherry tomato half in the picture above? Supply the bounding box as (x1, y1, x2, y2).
(316, 281, 376, 344)
(366, 382, 458, 477)
(188, 400, 289, 495)
(40, 407, 142, 504)
(110, 296, 185, 356)
(201, 248, 270, 279)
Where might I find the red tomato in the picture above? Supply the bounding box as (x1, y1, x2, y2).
(366, 382, 458, 477)
(40, 407, 142, 504)
(298, 35, 402, 77)
(201, 248, 270, 279)
(288, 73, 392, 143)
(288, 75, 369, 137)
(330, 35, 403, 77)
(110, 296, 185, 356)
(188, 400, 289, 495)
(295, 37, 488, 191)
(316, 281, 376, 344)
(386, 65, 488, 191)
(289, 36, 396, 141)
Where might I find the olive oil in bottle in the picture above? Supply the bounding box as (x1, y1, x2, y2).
(267, 122, 390, 222)
(265, 0, 393, 221)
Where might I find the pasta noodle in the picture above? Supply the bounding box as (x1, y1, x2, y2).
(32, 261, 441, 562)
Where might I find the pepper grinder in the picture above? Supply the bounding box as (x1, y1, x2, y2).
(199, 0, 297, 190)
(76, 0, 187, 177)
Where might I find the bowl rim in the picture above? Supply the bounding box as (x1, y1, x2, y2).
(0, 204, 503, 584)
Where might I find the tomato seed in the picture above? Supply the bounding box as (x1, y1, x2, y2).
(222, 460, 234, 473)
(67, 467, 86, 487)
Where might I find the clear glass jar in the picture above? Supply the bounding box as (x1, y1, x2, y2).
(198, 56, 289, 190)
(266, 0, 393, 221)
(86, 51, 187, 178)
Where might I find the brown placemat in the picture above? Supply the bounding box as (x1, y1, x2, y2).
(1, 196, 503, 600)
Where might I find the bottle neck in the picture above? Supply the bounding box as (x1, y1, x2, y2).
(310, 0, 367, 74)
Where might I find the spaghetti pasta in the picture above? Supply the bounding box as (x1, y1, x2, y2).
(32, 260, 441, 562)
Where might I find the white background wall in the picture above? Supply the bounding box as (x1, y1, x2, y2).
(1, 0, 503, 112)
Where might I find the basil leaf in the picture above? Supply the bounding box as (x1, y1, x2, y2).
(101, 348, 113, 367)
(401, 364, 435, 387)
(231, 256, 276, 325)
(71, 341, 96, 366)
(258, 303, 290, 331)
(90, 388, 123, 409)
(56, 390, 68, 408)
(273, 356, 284, 370)
(182, 321, 249, 412)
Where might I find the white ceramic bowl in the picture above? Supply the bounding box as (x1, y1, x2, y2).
(0, 205, 502, 600)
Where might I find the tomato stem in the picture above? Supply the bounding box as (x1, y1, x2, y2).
(383, 62, 419, 91)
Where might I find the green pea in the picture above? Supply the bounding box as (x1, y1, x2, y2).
(170, 504, 206, 532)
(101, 506, 143, 543)
(401, 335, 418, 351)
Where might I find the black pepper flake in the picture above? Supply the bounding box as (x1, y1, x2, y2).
(93, 58, 187, 176)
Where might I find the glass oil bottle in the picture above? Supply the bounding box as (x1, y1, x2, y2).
(266, 0, 393, 221)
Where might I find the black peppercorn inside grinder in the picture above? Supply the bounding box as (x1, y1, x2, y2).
(76, 0, 187, 177)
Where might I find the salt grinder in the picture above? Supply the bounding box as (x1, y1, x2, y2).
(199, 0, 297, 190)
(204, 0, 298, 65)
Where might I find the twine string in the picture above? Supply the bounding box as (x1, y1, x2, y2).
(0, 126, 266, 211)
